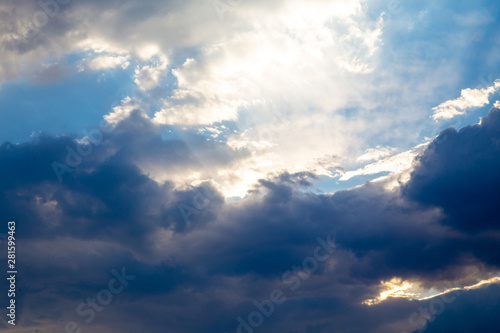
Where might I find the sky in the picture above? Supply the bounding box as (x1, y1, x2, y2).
(0, 0, 500, 332)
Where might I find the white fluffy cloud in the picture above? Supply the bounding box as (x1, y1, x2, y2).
(357, 145, 397, 162)
(86, 55, 130, 70)
(432, 80, 500, 120)
(134, 52, 168, 91)
(105, 96, 147, 124)
(153, 0, 383, 126)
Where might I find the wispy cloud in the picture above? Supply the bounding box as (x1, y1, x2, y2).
(432, 80, 500, 120)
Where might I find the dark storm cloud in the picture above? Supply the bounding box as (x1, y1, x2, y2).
(405, 107, 500, 233)
(408, 284, 500, 333)
(2, 108, 500, 332)
(0, 112, 230, 243)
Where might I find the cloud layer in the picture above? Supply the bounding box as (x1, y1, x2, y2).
(1, 105, 500, 332)
(2, 0, 500, 332)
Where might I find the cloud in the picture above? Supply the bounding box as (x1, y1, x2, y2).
(0, 0, 389, 189)
(2, 106, 500, 332)
(2, 1, 500, 332)
(406, 106, 500, 233)
(152, 0, 384, 126)
(133, 53, 168, 91)
(408, 284, 500, 333)
(3, 0, 497, 198)
(104, 96, 147, 124)
(357, 145, 397, 162)
(340, 145, 423, 181)
(431, 80, 500, 120)
(86, 55, 130, 70)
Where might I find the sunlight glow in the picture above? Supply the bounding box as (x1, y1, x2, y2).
(364, 275, 500, 306)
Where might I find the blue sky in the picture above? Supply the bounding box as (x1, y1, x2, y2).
(1, 0, 500, 332)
